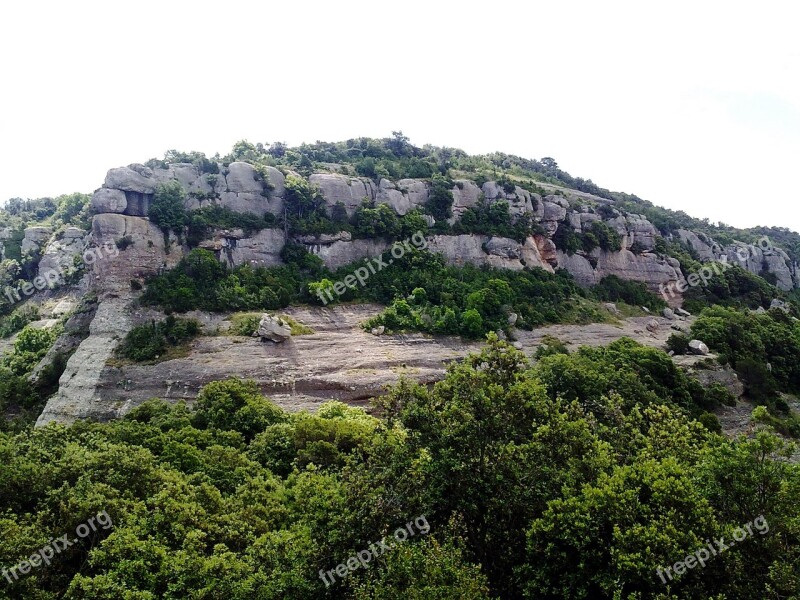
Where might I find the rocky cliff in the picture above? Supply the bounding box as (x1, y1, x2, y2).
(13, 157, 793, 426)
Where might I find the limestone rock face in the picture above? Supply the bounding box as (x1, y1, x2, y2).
(254, 314, 292, 343)
(310, 173, 376, 217)
(717, 242, 796, 290)
(225, 162, 263, 194)
(214, 229, 286, 269)
(91, 214, 182, 296)
(217, 162, 284, 217)
(449, 179, 483, 224)
(376, 178, 429, 215)
(91, 188, 128, 214)
(307, 238, 389, 270)
(595, 250, 682, 291)
(105, 164, 157, 194)
(542, 200, 567, 222)
(21, 226, 53, 256)
(522, 236, 555, 272)
(38, 227, 89, 276)
(482, 182, 534, 219)
(427, 235, 525, 271)
(625, 214, 659, 250)
(535, 235, 558, 268)
(556, 251, 597, 286)
(677, 229, 716, 261)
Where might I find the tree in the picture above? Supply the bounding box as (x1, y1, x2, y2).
(149, 181, 188, 235)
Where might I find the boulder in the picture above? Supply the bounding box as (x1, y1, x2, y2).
(663, 307, 675, 320)
(542, 200, 567, 222)
(675, 307, 691, 317)
(225, 162, 264, 194)
(21, 226, 53, 256)
(646, 319, 660, 332)
(104, 164, 157, 194)
(556, 251, 597, 287)
(508, 313, 518, 326)
(91, 188, 127, 214)
(253, 314, 292, 343)
(604, 302, 620, 316)
(688, 339, 710, 355)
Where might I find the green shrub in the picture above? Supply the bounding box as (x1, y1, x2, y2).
(118, 316, 200, 362)
(665, 333, 690, 355)
(149, 181, 188, 235)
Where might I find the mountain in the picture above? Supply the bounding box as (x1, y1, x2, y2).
(2, 136, 800, 599)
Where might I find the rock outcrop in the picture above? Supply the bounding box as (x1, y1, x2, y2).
(254, 314, 292, 342)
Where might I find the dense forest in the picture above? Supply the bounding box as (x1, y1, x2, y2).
(1, 336, 799, 599)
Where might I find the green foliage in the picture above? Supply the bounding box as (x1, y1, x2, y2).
(691, 306, 800, 410)
(149, 180, 188, 235)
(118, 316, 200, 362)
(229, 312, 262, 336)
(592, 274, 666, 311)
(186, 205, 279, 246)
(666, 332, 691, 355)
(52, 192, 91, 229)
(453, 199, 541, 242)
(682, 263, 780, 313)
(1, 336, 799, 598)
(0, 304, 39, 338)
(425, 174, 454, 221)
(351, 201, 428, 239)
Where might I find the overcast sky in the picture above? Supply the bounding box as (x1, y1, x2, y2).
(1, 1, 798, 231)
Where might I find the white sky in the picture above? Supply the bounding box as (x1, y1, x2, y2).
(1, 1, 799, 231)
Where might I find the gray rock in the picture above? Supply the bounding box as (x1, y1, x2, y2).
(542, 200, 567, 222)
(604, 302, 620, 316)
(225, 162, 264, 194)
(310, 173, 376, 217)
(675, 307, 691, 317)
(512, 341, 523, 350)
(253, 314, 292, 343)
(508, 313, 518, 326)
(646, 319, 660, 332)
(371, 326, 385, 336)
(38, 227, 89, 277)
(104, 164, 157, 194)
(663, 307, 675, 319)
(770, 298, 789, 312)
(21, 226, 53, 256)
(688, 339, 710, 355)
(375, 178, 429, 216)
(677, 229, 715, 261)
(449, 180, 483, 223)
(485, 237, 521, 259)
(91, 188, 128, 214)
